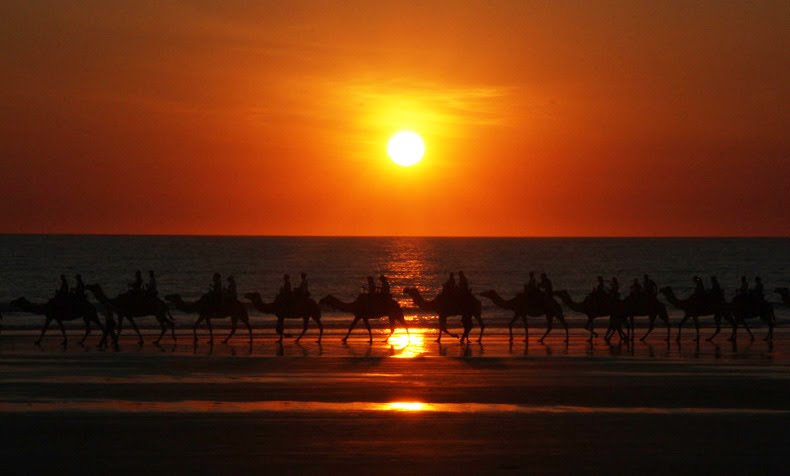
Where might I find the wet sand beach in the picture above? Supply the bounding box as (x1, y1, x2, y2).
(1, 329, 788, 474)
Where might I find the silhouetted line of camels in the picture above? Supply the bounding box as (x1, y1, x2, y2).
(3, 276, 785, 347)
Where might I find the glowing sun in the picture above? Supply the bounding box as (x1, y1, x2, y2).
(387, 131, 425, 166)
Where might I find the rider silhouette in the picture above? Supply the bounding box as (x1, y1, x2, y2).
(738, 276, 749, 296)
(379, 275, 391, 296)
(608, 277, 620, 299)
(72, 274, 86, 299)
(754, 276, 764, 300)
(225, 275, 237, 301)
(538, 272, 553, 296)
(129, 270, 143, 294)
(145, 270, 157, 297)
(594, 276, 605, 295)
(280, 274, 291, 295)
(210, 273, 223, 304)
(458, 271, 470, 294)
(367, 276, 377, 294)
(643, 274, 657, 297)
(57, 274, 69, 299)
(710, 276, 724, 303)
(443, 273, 456, 295)
(295, 272, 309, 297)
(692, 276, 705, 299)
(527, 272, 537, 290)
(630, 278, 643, 297)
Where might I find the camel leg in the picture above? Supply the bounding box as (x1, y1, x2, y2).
(664, 316, 671, 342)
(116, 315, 125, 338)
(126, 317, 144, 344)
(193, 315, 205, 342)
(224, 317, 238, 344)
(475, 313, 485, 343)
(384, 321, 395, 343)
(313, 316, 323, 343)
(295, 317, 309, 343)
(154, 321, 167, 345)
(677, 314, 689, 342)
(708, 315, 721, 342)
(560, 317, 569, 343)
(508, 315, 518, 341)
(461, 315, 473, 344)
(80, 319, 91, 345)
(522, 316, 529, 343)
(538, 317, 553, 343)
(36, 318, 53, 345)
(692, 316, 700, 341)
(363, 319, 373, 344)
(587, 317, 595, 342)
(765, 321, 773, 341)
(56, 319, 67, 346)
(206, 318, 214, 344)
(641, 317, 654, 341)
(244, 318, 253, 344)
(342, 316, 360, 343)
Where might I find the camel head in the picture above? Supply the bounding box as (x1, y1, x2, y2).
(479, 289, 498, 300)
(163, 294, 182, 303)
(243, 292, 261, 301)
(85, 283, 102, 295)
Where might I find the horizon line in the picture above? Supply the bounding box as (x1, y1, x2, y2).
(1, 233, 788, 239)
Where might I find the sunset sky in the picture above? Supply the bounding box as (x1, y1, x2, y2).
(2, 1, 788, 236)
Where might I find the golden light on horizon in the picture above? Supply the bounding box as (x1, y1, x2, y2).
(383, 401, 429, 412)
(387, 131, 425, 166)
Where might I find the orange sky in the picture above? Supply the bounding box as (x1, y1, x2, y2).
(1, 1, 788, 236)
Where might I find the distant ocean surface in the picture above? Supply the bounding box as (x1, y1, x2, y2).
(1, 235, 788, 330)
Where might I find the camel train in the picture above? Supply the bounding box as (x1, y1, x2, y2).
(5, 272, 783, 346)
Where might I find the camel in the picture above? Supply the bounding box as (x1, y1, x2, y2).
(480, 290, 569, 343)
(9, 296, 109, 346)
(87, 284, 175, 345)
(553, 290, 628, 341)
(659, 287, 734, 342)
(777, 288, 790, 307)
(403, 287, 483, 343)
(615, 293, 671, 342)
(245, 292, 323, 343)
(730, 292, 775, 341)
(165, 293, 252, 344)
(319, 293, 408, 343)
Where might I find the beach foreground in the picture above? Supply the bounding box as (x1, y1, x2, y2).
(1, 331, 788, 474)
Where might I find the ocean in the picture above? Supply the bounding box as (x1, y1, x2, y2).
(1, 235, 788, 331)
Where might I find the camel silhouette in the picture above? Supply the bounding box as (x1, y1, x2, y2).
(165, 293, 252, 344)
(319, 294, 408, 343)
(777, 288, 790, 307)
(245, 292, 323, 343)
(9, 296, 109, 346)
(403, 287, 483, 343)
(660, 287, 735, 342)
(86, 284, 175, 345)
(553, 290, 629, 342)
(480, 290, 569, 343)
(730, 292, 775, 341)
(615, 293, 670, 342)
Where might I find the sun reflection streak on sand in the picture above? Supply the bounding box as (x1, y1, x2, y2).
(388, 327, 427, 358)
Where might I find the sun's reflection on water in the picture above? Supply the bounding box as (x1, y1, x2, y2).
(388, 327, 427, 358)
(381, 401, 430, 412)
